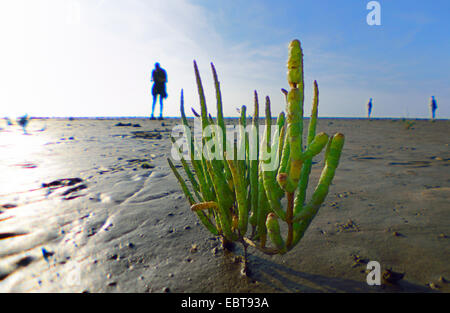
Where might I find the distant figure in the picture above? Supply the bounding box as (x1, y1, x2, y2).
(367, 98, 373, 119)
(430, 96, 437, 121)
(17, 114, 29, 134)
(151, 63, 167, 120)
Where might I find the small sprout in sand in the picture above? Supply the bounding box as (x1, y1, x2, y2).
(168, 39, 345, 271)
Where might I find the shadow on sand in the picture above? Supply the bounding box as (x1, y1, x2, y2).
(234, 252, 435, 293)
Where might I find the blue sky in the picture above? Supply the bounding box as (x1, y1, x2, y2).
(0, 0, 448, 118)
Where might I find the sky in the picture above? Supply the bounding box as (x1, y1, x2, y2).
(0, 0, 449, 119)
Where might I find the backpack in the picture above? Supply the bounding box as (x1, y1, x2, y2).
(153, 69, 166, 83)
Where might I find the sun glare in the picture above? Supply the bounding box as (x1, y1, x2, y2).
(0, 122, 50, 195)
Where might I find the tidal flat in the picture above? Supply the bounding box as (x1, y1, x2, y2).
(0, 117, 448, 292)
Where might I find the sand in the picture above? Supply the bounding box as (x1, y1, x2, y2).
(0, 117, 449, 293)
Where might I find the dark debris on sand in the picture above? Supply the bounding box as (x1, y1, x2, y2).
(131, 131, 163, 140)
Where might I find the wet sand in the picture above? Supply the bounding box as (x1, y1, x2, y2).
(0, 117, 449, 293)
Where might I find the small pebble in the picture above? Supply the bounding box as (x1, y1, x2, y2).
(163, 287, 170, 293)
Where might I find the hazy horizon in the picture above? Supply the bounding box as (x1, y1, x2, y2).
(0, 1, 448, 119)
(4, 116, 449, 121)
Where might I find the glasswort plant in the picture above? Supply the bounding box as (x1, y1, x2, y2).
(168, 39, 345, 271)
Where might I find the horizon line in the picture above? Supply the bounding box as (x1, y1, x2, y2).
(3, 116, 448, 121)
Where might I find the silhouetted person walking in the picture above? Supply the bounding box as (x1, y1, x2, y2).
(18, 114, 29, 134)
(151, 63, 167, 120)
(430, 96, 437, 121)
(367, 98, 373, 119)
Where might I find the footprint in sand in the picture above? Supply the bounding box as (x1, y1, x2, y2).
(350, 156, 383, 161)
(388, 161, 431, 168)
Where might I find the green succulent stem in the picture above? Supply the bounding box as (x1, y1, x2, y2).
(257, 175, 269, 247)
(291, 133, 345, 245)
(266, 213, 286, 253)
(226, 157, 248, 236)
(249, 91, 260, 231)
(262, 98, 286, 221)
(170, 136, 203, 202)
(180, 90, 213, 201)
(168, 158, 218, 235)
(295, 81, 320, 213)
